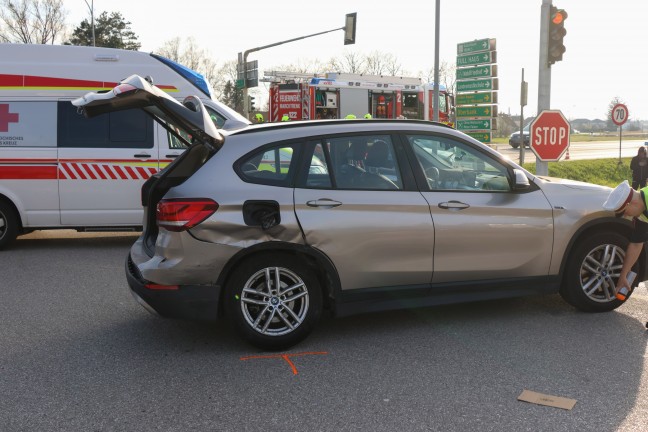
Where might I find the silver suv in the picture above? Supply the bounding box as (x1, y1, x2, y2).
(73, 75, 646, 350)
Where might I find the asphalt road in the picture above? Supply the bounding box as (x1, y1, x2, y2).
(1, 231, 648, 432)
(496, 139, 646, 164)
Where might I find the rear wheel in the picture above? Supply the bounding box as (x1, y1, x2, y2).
(225, 253, 322, 350)
(0, 200, 19, 250)
(560, 232, 632, 312)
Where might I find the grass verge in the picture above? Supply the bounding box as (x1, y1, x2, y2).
(521, 158, 631, 188)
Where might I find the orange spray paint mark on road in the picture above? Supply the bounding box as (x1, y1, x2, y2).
(240, 351, 328, 375)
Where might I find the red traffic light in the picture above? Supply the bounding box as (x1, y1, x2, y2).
(551, 9, 567, 25)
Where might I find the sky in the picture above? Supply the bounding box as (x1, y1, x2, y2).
(63, 0, 648, 121)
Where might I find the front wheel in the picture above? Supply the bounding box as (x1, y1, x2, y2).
(225, 253, 322, 350)
(560, 232, 634, 312)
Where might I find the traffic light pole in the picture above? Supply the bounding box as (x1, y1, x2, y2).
(239, 15, 356, 116)
(536, 0, 552, 176)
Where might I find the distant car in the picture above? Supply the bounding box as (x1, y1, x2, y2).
(72, 75, 646, 351)
(509, 127, 530, 148)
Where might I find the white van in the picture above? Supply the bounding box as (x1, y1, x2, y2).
(0, 44, 250, 249)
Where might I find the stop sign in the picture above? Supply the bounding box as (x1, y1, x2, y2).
(530, 110, 570, 161)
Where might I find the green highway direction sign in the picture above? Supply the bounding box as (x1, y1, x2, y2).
(457, 51, 496, 67)
(456, 92, 498, 105)
(456, 65, 497, 80)
(456, 118, 496, 130)
(456, 105, 498, 118)
(464, 131, 491, 143)
(457, 38, 496, 55)
(456, 78, 498, 92)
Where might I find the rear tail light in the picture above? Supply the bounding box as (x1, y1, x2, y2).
(156, 198, 218, 232)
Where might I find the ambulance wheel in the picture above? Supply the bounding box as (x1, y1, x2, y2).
(560, 232, 630, 312)
(0, 200, 19, 250)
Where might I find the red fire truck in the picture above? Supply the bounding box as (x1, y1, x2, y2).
(265, 71, 454, 125)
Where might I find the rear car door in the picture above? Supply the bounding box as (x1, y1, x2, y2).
(294, 133, 434, 291)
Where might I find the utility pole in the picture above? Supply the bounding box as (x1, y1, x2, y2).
(83, 0, 95, 46)
(433, 0, 440, 122)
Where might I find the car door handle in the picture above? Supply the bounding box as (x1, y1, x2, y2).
(134, 153, 152, 158)
(165, 154, 180, 159)
(306, 199, 342, 208)
(438, 200, 470, 210)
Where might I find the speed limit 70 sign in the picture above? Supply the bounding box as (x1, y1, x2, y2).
(612, 103, 629, 126)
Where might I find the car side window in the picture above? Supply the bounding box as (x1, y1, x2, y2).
(239, 144, 295, 185)
(206, 106, 226, 129)
(407, 135, 511, 192)
(303, 135, 402, 190)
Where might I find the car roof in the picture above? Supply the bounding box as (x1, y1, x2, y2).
(225, 118, 456, 138)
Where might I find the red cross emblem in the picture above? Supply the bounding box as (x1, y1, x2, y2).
(0, 104, 19, 132)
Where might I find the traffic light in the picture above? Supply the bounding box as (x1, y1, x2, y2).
(547, 6, 567, 65)
(344, 12, 357, 45)
(248, 95, 256, 112)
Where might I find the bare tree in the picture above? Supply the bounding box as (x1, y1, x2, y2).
(326, 50, 365, 74)
(0, 0, 66, 44)
(418, 60, 456, 94)
(364, 51, 403, 76)
(156, 37, 219, 90)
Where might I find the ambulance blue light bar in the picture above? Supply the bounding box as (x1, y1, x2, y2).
(150, 53, 211, 98)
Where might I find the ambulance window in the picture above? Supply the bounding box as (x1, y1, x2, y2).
(206, 106, 226, 129)
(57, 102, 153, 149)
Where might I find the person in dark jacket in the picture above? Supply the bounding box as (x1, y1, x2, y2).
(630, 146, 648, 189)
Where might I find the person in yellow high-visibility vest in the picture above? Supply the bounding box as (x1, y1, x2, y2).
(603, 179, 648, 329)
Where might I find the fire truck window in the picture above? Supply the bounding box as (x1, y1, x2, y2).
(438, 94, 447, 114)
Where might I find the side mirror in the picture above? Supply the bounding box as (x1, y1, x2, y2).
(513, 168, 530, 190)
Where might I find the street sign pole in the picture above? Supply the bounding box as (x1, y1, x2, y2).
(520, 68, 527, 164)
(612, 103, 629, 163)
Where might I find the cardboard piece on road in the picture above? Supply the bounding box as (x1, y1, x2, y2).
(518, 390, 577, 410)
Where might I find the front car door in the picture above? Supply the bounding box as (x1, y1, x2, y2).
(404, 133, 554, 284)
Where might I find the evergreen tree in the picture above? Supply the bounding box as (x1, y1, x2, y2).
(68, 11, 140, 50)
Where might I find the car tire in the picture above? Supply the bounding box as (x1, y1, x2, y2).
(560, 232, 632, 312)
(510, 143, 519, 149)
(0, 200, 19, 251)
(225, 253, 322, 350)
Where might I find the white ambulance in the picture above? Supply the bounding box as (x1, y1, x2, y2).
(0, 43, 251, 249)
